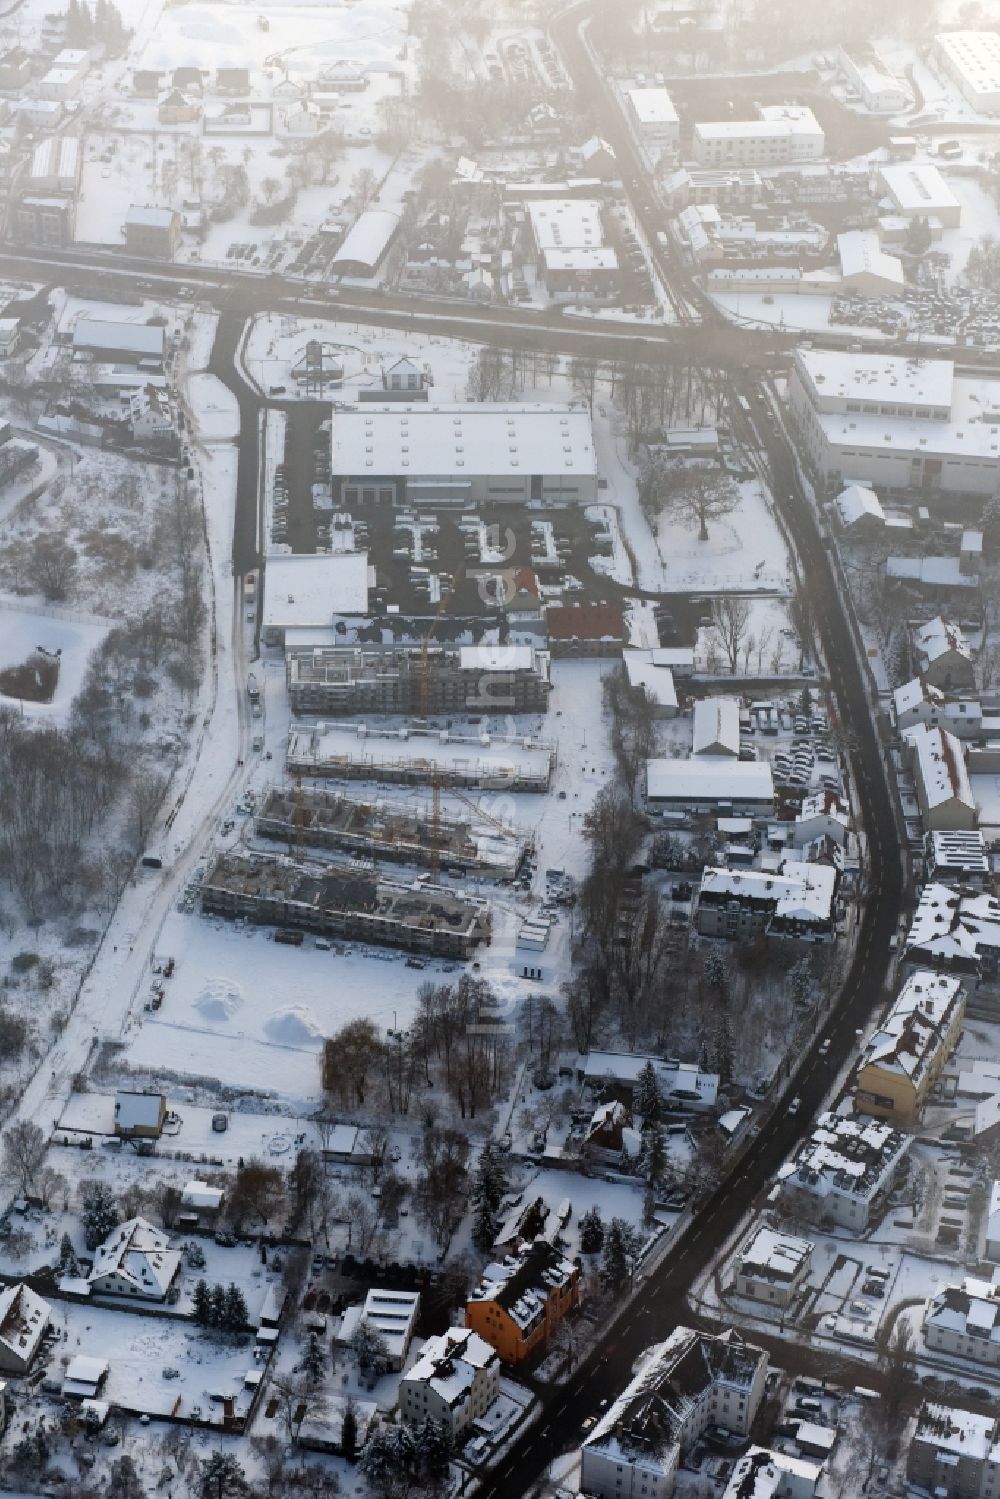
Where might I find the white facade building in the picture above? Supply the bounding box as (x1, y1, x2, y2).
(581, 1329, 768, 1499)
(330, 404, 597, 509)
(913, 617, 976, 690)
(837, 230, 904, 295)
(934, 31, 1000, 114)
(776, 1113, 909, 1229)
(788, 348, 1000, 498)
(879, 163, 962, 228)
(625, 86, 680, 147)
(692, 107, 824, 166)
(838, 49, 911, 112)
(924, 1277, 1000, 1366)
(692, 696, 740, 757)
(88, 1218, 181, 1301)
(646, 759, 774, 816)
(904, 722, 978, 832)
(734, 1227, 813, 1309)
(399, 1328, 500, 1437)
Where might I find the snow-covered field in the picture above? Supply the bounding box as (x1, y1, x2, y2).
(243, 312, 480, 401)
(0, 596, 113, 721)
(656, 479, 793, 594)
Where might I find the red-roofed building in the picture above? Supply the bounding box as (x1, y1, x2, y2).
(545, 604, 624, 657)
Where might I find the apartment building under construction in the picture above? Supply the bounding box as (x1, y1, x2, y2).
(286, 643, 551, 717)
(200, 851, 490, 958)
(255, 785, 528, 879)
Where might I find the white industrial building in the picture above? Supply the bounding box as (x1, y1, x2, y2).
(646, 758, 774, 817)
(28, 134, 80, 193)
(878, 163, 962, 228)
(692, 696, 740, 757)
(623, 650, 679, 717)
(837, 230, 904, 295)
(838, 48, 911, 112)
(934, 31, 1000, 114)
(787, 348, 1000, 498)
(525, 199, 620, 300)
(329, 403, 597, 509)
(261, 552, 373, 646)
(625, 85, 680, 148)
(329, 208, 401, 277)
(904, 722, 978, 832)
(692, 106, 824, 166)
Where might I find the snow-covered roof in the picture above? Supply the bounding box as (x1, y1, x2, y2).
(28, 134, 79, 183)
(834, 482, 885, 529)
(722, 1447, 822, 1499)
(113, 1090, 164, 1132)
(894, 675, 944, 721)
(402, 1327, 497, 1404)
(913, 1402, 996, 1463)
(904, 722, 975, 813)
(926, 1278, 1000, 1347)
(72, 319, 165, 358)
(583, 1327, 766, 1473)
(796, 789, 850, 829)
(543, 246, 619, 271)
(646, 758, 774, 805)
(125, 205, 176, 229)
(699, 862, 837, 926)
(738, 1226, 812, 1284)
(181, 1181, 224, 1210)
(330, 207, 401, 272)
(935, 30, 1000, 98)
(626, 86, 678, 126)
(579, 1051, 718, 1105)
(527, 197, 607, 252)
(88, 1217, 180, 1298)
(695, 106, 822, 141)
(914, 616, 972, 669)
(469, 1240, 577, 1332)
(879, 161, 961, 217)
(355, 1289, 419, 1358)
(0, 1283, 49, 1366)
(262, 552, 371, 630)
(797, 347, 954, 413)
(624, 651, 678, 710)
(837, 231, 904, 290)
(887, 556, 978, 589)
(330, 403, 595, 480)
(906, 884, 1000, 971)
(927, 829, 989, 877)
(692, 696, 740, 757)
(858, 969, 964, 1086)
(781, 1112, 909, 1203)
(458, 644, 536, 673)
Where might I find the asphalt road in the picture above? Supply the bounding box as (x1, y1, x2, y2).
(475, 390, 907, 1499)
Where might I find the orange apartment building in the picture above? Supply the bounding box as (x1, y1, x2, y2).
(465, 1239, 581, 1365)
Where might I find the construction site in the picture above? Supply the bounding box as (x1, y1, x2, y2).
(286, 721, 556, 793)
(255, 783, 530, 880)
(199, 851, 491, 958)
(286, 643, 551, 717)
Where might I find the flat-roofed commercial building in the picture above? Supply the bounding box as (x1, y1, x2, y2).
(693, 106, 824, 166)
(934, 30, 1000, 113)
(787, 348, 1000, 499)
(625, 85, 680, 148)
(330, 403, 597, 509)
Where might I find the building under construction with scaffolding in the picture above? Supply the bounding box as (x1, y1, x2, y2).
(287, 722, 555, 793)
(286, 643, 550, 717)
(200, 852, 491, 958)
(255, 784, 529, 880)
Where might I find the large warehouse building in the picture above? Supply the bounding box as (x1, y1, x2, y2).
(934, 31, 1000, 114)
(787, 348, 1000, 499)
(329, 403, 597, 508)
